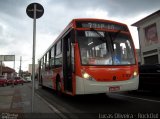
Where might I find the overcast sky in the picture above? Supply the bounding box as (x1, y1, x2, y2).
(0, 0, 160, 72)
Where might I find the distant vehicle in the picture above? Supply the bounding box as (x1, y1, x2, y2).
(14, 77, 24, 85)
(38, 18, 139, 96)
(139, 64, 160, 90)
(25, 76, 32, 82)
(0, 75, 7, 86)
(21, 78, 27, 83)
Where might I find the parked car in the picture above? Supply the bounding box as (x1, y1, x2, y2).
(6, 78, 14, 85)
(0, 75, 7, 87)
(14, 77, 24, 85)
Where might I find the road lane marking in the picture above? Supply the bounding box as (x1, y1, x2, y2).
(35, 93, 68, 119)
(111, 93, 160, 103)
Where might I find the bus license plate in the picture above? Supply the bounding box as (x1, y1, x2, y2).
(109, 86, 120, 92)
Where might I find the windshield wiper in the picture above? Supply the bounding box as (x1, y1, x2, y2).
(90, 28, 112, 53)
(90, 28, 106, 41)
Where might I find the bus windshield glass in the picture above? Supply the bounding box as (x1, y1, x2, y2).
(77, 30, 136, 65)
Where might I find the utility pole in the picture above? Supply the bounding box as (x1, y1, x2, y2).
(19, 56, 22, 77)
(0, 61, 2, 75)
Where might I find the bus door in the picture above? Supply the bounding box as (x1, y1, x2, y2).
(63, 32, 73, 92)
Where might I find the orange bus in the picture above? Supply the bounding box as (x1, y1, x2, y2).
(38, 18, 139, 95)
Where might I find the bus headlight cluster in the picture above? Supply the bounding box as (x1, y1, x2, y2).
(83, 72, 90, 79)
(82, 71, 96, 81)
(132, 71, 138, 78)
(133, 71, 138, 77)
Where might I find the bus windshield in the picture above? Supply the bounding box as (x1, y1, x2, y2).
(77, 30, 136, 65)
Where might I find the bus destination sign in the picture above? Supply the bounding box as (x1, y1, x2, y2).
(76, 21, 128, 31)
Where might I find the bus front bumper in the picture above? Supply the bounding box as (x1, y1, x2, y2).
(75, 76, 139, 95)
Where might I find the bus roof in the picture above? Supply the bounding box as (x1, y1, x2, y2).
(72, 18, 127, 26)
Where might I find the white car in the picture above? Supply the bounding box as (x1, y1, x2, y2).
(25, 76, 32, 82)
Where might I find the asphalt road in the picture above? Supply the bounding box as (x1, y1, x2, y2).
(36, 87, 160, 119)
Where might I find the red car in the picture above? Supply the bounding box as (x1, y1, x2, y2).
(0, 75, 7, 86)
(14, 77, 24, 85)
(6, 78, 14, 85)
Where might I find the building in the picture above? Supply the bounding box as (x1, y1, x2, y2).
(28, 64, 38, 74)
(132, 10, 160, 65)
(0, 66, 15, 79)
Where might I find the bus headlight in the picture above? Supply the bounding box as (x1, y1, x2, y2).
(82, 71, 96, 81)
(133, 71, 138, 77)
(83, 72, 90, 79)
(132, 71, 138, 78)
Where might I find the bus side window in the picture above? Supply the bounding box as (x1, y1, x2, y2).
(43, 55, 46, 69)
(40, 58, 43, 71)
(50, 46, 55, 68)
(55, 40, 62, 67)
(48, 50, 51, 69)
(45, 52, 50, 70)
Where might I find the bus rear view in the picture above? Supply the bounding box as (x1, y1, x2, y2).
(74, 19, 139, 94)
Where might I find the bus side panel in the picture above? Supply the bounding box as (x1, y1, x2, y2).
(42, 69, 54, 89)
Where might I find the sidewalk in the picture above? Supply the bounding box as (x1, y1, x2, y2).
(0, 83, 61, 119)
